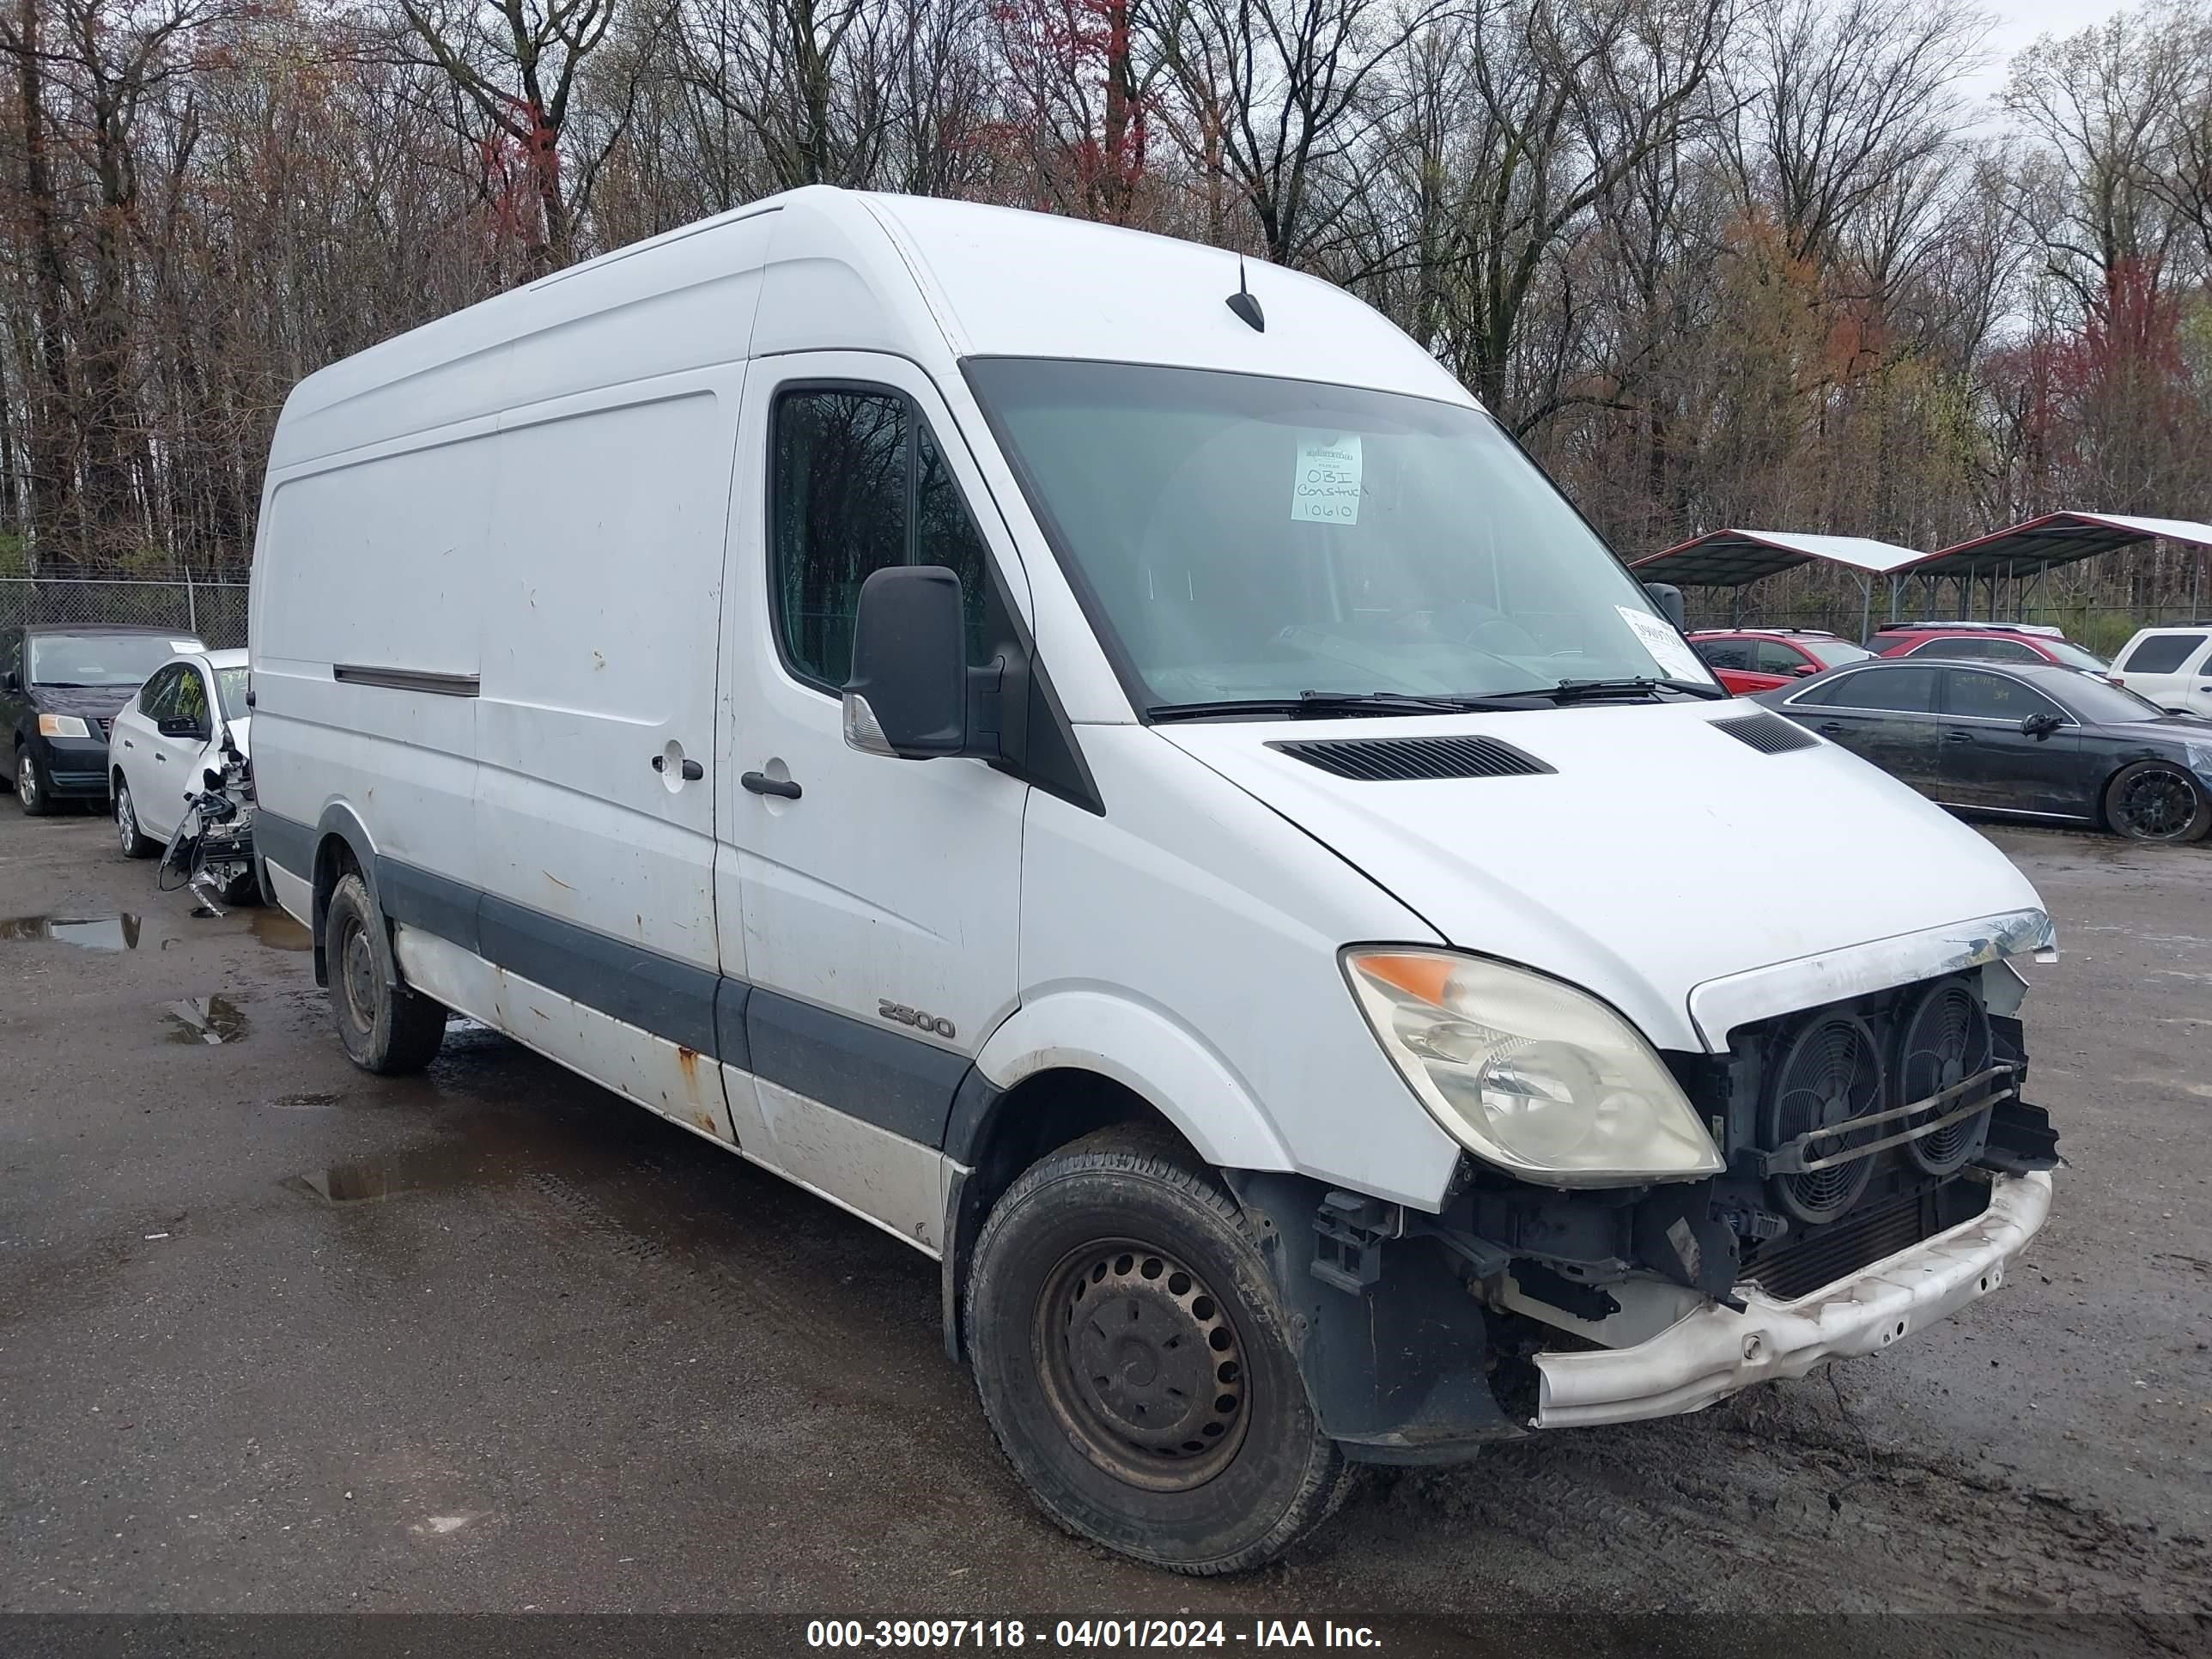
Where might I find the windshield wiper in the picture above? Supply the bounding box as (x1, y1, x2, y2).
(1149, 690, 1540, 722)
(1533, 676, 1730, 704)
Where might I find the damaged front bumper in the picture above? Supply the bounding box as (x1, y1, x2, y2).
(1532, 1170, 2052, 1429)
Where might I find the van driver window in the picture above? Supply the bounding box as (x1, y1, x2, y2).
(771, 386, 993, 692)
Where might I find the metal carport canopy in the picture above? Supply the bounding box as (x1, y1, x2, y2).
(1908, 512, 2212, 579)
(1631, 528, 1926, 586)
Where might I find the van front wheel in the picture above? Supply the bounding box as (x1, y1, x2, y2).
(964, 1128, 1351, 1574)
(323, 872, 447, 1074)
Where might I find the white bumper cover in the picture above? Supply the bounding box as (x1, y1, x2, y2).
(1533, 1171, 2054, 1429)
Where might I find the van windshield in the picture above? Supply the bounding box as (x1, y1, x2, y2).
(963, 359, 1712, 713)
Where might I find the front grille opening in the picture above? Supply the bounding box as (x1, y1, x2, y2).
(1741, 1180, 1992, 1302)
(1764, 1014, 1883, 1223)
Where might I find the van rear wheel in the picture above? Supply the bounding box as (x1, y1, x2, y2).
(323, 872, 447, 1074)
(964, 1127, 1352, 1574)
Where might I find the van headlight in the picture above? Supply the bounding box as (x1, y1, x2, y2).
(38, 714, 90, 738)
(1344, 948, 1724, 1185)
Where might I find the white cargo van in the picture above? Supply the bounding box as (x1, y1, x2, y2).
(250, 187, 2060, 1573)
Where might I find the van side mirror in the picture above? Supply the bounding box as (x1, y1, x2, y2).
(844, 565, 998, 761)
(1, 669, 18, 692)
(1643, 582, 1687, 631)
(2021, 711, 2063, 739)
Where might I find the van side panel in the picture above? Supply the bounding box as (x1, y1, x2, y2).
(474, 386, 738, 952)
(252, 424, 500, 891)
(391, 926, 732, 1146)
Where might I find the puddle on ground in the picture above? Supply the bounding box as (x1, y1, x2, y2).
(165, 995, 249, 1045)
(291, 1141, 514, 1205)
(271, 1090, 345, 1110)
(248, 910, 313, 952)
(0, 914, 141, 951)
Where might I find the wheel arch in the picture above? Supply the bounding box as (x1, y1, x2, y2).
(939, 992, 1297, 1364)
(307, 802, 379, 986)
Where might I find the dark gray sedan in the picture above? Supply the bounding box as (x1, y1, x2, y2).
(1759, 658, 2212, 842)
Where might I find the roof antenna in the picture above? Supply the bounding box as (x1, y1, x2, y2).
(1226, 257, 1265, 332)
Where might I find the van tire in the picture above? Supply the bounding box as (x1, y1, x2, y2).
(323, 872, 447, 1074)
(964, 1127, 1352, 1574)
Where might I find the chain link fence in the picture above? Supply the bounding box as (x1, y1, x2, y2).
(0, 576, 248, 649)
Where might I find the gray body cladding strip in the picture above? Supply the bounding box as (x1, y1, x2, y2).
(258, 811, 966, 1146)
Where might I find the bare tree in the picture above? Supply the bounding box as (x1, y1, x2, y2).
(1724, 0, 1989, 270)
(392, 0, 653, 271)
(1152, 0, 1443, 267)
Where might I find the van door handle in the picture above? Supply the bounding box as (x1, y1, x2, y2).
(741, 771, 801, 800)
(650, 754, 705, 781)
(1818, 723, 1845, 737)
(1945, 730, 1972, 742)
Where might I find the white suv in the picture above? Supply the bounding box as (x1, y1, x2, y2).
(2112, 625, 2212, 716)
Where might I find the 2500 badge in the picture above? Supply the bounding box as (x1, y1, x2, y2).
(878, 1000, 957, 1040)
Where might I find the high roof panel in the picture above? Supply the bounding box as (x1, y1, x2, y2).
(1631, 529, 1925, 586)
(1911, 512, 2212, 579)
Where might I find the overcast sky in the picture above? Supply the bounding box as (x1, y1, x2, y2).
(1962, 0, 2136, 113)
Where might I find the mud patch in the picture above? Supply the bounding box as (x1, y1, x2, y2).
(249, 910, 313, 952)
(1, 913, 140, 950)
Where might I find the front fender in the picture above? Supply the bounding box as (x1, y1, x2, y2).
(971, 988, 1296, 1174)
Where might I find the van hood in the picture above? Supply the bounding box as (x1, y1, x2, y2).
(1159, 702, 2051, 1053)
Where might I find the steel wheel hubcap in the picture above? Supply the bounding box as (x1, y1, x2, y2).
(17, 753, 32, 804)
(116, 788, 134, 848)
(2122, 768, 2196, 838)
(340, 921, 378, 1030)
(1037, 1241, 1249, 1492)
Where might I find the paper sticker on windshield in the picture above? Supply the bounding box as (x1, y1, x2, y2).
(1291, 434, 1362, 525)
(1617, 605, 1711, 683)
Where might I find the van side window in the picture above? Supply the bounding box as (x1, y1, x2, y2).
(771, 386, 994, 692)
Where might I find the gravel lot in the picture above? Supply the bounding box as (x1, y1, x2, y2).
(1, 805, 2206, 1654)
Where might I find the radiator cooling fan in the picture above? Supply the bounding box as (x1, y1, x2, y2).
(1894, 980, 1995, 1176)
(1764, 1014, 1882, 1224)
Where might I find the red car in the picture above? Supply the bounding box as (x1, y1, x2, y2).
(1687, 629, 1876, 695)
(1869, 621, 2110, 673)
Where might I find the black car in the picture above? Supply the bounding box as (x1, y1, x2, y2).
(3, 624, 202, 815)
(1759, 658, 2212, 842)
